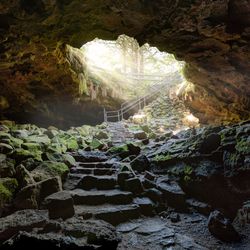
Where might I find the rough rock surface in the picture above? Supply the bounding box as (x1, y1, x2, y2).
(0, 1, 249, 127)
(0, 119, 250, 248)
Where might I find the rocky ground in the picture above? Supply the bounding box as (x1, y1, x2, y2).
(0, 111, 249, 249)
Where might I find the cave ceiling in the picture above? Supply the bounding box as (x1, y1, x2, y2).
(0, 0, 249, 127)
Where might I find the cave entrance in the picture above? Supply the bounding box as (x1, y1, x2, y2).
(77, 35, 199, 130)
(81, 35, 184, 101)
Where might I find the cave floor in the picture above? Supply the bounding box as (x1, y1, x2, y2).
(0, 116, 249, 249)
(117, 215, 250, 250)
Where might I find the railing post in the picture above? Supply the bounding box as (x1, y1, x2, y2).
(118, 111, 120, 122)
(103, 107, 107, 122)
(121, 109, 123, 120)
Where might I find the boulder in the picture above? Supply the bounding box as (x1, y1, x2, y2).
(157, 181, 187, 211)
(0, 209, 47, 242)
(45, 191, 75, 219)
(14, 177, 62, 210)
(0, 217, 119, 249)
(124, 177, 144, 194)
(199, 133, 221, 154)
(117, 171, 134, 189)
(16, 164, 35, 188)
(95, 130, 109, 140)
(127, 143, 141, 155)
(31, 161, 69, 182)
(0, 178, 18, 214)
(208, 210, 240, 242)
(0, 155, 15, 178)
(133, 131, 147, 140)
(130, 155, 150, 173)
(0, 143, 13, 154)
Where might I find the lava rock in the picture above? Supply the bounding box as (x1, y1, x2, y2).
(117, 171, 134, 189)
(46, 191, 75, 220)
(124, 177, 144, 194)
(157, 181, 187, 211)
(208, 210, 240, 242)
(14, 177, 62, 210)
(199, 133, 221, 154)
(130, 154, 150, 173)
(133, 131, 147, 140)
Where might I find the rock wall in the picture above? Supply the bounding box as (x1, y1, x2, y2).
(0, 0, 249, 127)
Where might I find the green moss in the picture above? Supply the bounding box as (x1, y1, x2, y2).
(14, 148, 42, 162)
(236, 139, 250, 154)
(0, 143, 13, 154)
(0, 178, 18, 207)
(22, 143, 41, 151)
(109, 144, 128, 154)
(10, 137, 23, 148)
(66, 138, 79, 150)
(47, 162, 69, 176)
(39, 161, 69, 179)
(183, 165, 193, 184)
(0, 183, 12, 203)
(153, 154, 172, 162)
(89, 138, 103, 150)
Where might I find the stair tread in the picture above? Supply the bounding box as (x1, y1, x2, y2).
(75, 203, 139, 214)
(71, 189, 132, 196)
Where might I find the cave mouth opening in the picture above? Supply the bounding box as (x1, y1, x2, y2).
(80, 34, 185, 101)
(77, 35, 199, 130)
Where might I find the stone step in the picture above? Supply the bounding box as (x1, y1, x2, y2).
(71, 151, 109, 163)
(72, 167, 116, 176)
(63, 173, 84, 190)
(77, 175, 117, 190)
(71, 189, 133, 205)
(78, 162, 115, 169)
(75, 204, 140, 225)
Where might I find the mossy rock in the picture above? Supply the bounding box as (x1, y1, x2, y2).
(65, 137, 79, 150)
(0, 155, 16, 178)
(0, 132, 11, 140)
(0, 120, 15, 127)
(236, 139, 250, 154)
(0, 178, 18, 210)
(10, 137, 23, 148)
(153, 154, 172, 162)
(22, 143, 42, 151)
(63, 154, 76, 167)
(11, 130, 29, 139)
(32, 161, 69, 181)
(12, 148, 43, 162)
(109, 144, 128, 154)
(44, 152, 76, 167)
(0, 143, 14, 154)
(95, 130, 109, 140)
(47, 143, 67, 154)
(26, 135, 51, 145)
(89, 138, 104, 150)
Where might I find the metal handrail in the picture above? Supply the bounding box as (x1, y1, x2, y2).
(103, 72, 182, 122)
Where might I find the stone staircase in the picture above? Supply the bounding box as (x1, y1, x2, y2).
(107, 122, 134, 145)
(62, 151, 157, 226)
